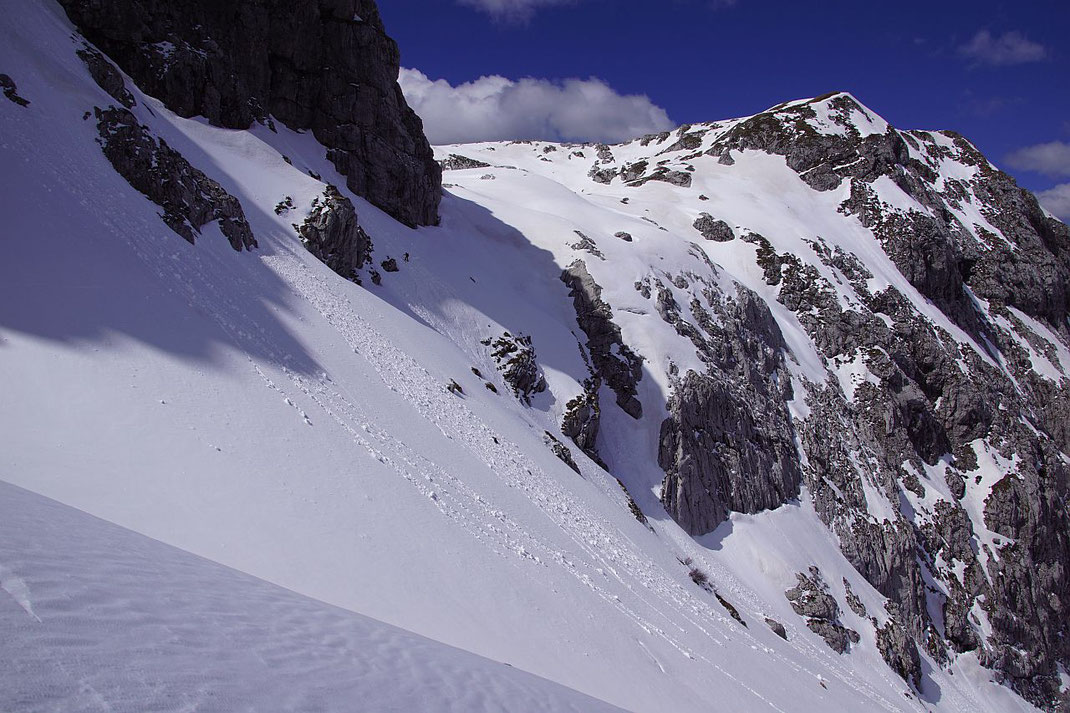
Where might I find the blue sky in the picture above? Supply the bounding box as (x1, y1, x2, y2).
(380, 0, 1070, 217)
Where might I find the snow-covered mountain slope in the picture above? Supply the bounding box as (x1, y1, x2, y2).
(1, 1, 1067, 712)
(0, 481, 628, 713)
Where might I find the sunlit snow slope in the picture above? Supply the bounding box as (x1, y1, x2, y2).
(0, 481, 628, 713)
(0, 2, 1061, 712)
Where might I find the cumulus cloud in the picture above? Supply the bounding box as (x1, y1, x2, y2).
(958, 30, 1048, 66)
(399, 68, 675, 145)
(460, 0, 735, 21)
(1037, 184, 1070, 221)
(458, 0, 572, 21)
(1005, 141, 1070, 178)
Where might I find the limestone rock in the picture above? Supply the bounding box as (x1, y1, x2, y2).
(77, 46, 135, 108)
(561, 261, 644, 419)
(785, 569, 857, 654)
(58, 0, 441, 227)
(297, 185, 372, 280)
(441, 154, 490, 171)
(693, 213, 735, 242)
(876, 618, 922, 689)
(488, 332, 548, 405)
(0, 73, 30, 106)
(94, 106, 255, 251)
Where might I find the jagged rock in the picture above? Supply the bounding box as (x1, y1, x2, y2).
(806, 619, 853, 654)
(620, 161, 648, 182)
(595, 143, 614, 163)
(543, 431, 580, 474)
(441, 154, 490, 171)
(765, 617, 788, 640)
(715, 593, 747, 627)
(570, 231, 605, 260)
(561, 261, 644, 419)
(843, 579, 868, 618)
(785, 570, 856, 654)
(693, 213, 735, 242)
(786, 570, 840, 621)
(562, 377, 602, 465)
(627, 166, 692, 188)
(615, 479, 647, 525)
(660, 369, 801, 534)
(380, 257, 398, 272)
(274, 196, 295, 215)
(658, 285, 800, 535)
(77, 46, 135, 108)
(587, 164, 617, 185)
(660, 131, 705, 155)
(876, 618, 922, 689)
(297, 185, 372, 280)
(639, 131, 670, 147)
(615, 231, 633, 242)
(1, 73, 30, 106)
(58, 0, 441, 227)
(488, 332, 547, 405)
(94, 106, 255, 250)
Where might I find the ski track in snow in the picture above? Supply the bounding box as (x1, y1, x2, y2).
(265, 252, 914, 713)
(77, 173, 921, 712)
(0, 564, 42, 623)
(0, 482, 630, 713)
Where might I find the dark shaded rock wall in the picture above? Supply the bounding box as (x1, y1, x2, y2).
(59, 0, 441, 228)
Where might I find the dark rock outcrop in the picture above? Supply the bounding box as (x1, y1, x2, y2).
(570, 231, 605, 261)
(59, 0, 441, 227)
(95, 106, 256, 250)
(725, 99, 1070, 707)
(0, 73, 29, 106)
(296, 185, 372, 279)
(876, 617, 922, 689)
(543, 431, 580, 474)
(77, 46, 135, 108)
(656, 281, 800, 535)
(765, 617, 788, 640)
(785, 569, 858, 654)
(588, 164, 617, 185)
(692, 213, 734, 242)
(561, 261, 644, 419)
(441, 154, 490, 171)
(562, 377, 602, 465)
(488, 332, 548, 405)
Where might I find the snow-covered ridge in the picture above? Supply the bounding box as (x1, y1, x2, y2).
(2, 1, 1068, 711)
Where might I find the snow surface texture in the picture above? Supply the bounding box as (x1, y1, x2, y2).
(0, 481, 629, 713)
(0, 2, 1053, 712)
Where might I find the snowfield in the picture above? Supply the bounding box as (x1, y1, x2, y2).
(0, 481, 629, 713)
(0, 2, 1052, 712)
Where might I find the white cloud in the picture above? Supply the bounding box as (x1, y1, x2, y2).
(459, 0, 736, 21)
(1037, 183, 1070, 221)
(399, 68, 675, 145)
(1005, 141, 1070, 178)
(458, 0, 572, 21)
(958, 30, 1048, 66)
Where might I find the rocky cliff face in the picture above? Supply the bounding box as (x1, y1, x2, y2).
(466, 93, 1070, 710)
(654, 276, 801, 536)
(58, 0, 441, 228)
(690, 95, 1070, 709)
